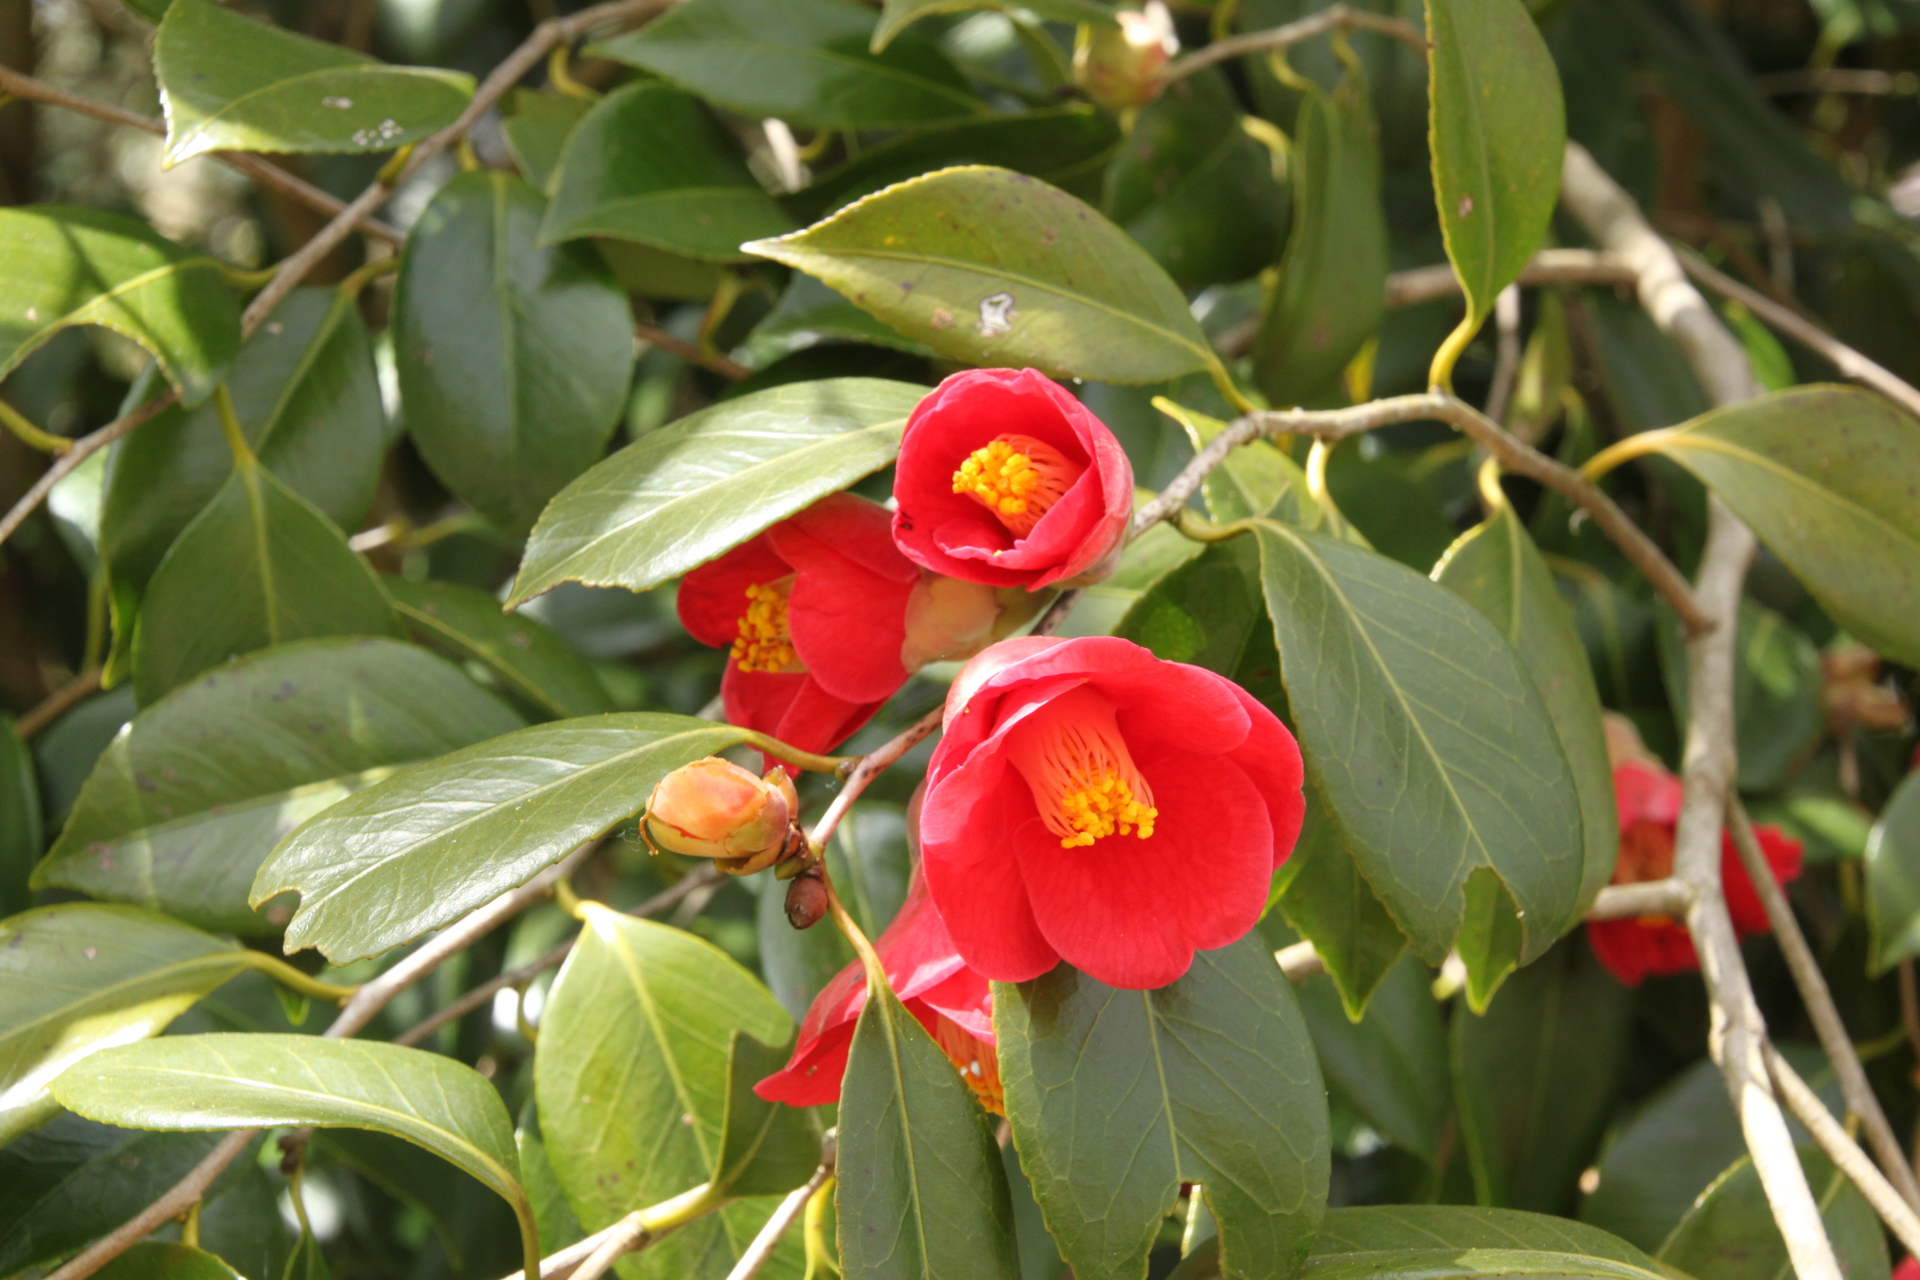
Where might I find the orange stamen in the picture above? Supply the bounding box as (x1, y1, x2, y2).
(951, 434, 1082, 538)
(730, 578, 801, 674)
(931, 1014, 1003, 1116)
(1006, 686, 1157, 849)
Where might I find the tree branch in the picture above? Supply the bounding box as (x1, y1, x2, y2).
(1159, 2, 1427, 84)
(15, 667, 102, 738)
(807, 706, 943, 853)
(1766, 1045, 1920, 1257)
(635, 322, 750, 380)
(1384, 249, 1638, 308)
(1587, 879, 1693, 919)
(722, 1150, 837, 1280)
(0, 389, 178, 551)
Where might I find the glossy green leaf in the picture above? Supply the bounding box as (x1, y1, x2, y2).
(1867, 770, 1920, 973)
(536, 905, 805, 1280)
(541, 82, 796, 262)
(0, 716, 38, 918)
(838, 980, 1019, 1280)
(994, 937, 1329, 1280)
(1654, 598, 1823, 794)
(1658, 1147, 1888, 1280)
(754, 275, 941, 358)
(131, 457, 401, 705)
(383, 577, 612, 721)
(1253, 73, 1386, 409)
(1436, 503, 1616, 909)
(0, 905, 251, 1146)
(96, 1242, 243, 1280)
(394, 171, 632, 535)
(1452, 939, 1630, 1214)
(0, 206, 238, 406)
(745, 166, 1216, 385)
(1299, 1206, 1672, 1280)
(1294, 955, 1448, 1165)
(1116, 536, 1268, 674)
(1158, 400, 1326, 529)
(872, 0, 1114, 51)
(509, 378, 923, 604)
(1635, 385, 1920, 668)
(36, 638, 522, 933)
(154, 0, 473, 166)
(253, 714, 751, 961)
(100, 287, 390, 607)
(1251, 521, 1584, 980)
(716, 1031, 821, 1197)
(1272, 788, 1408, 1019)
(591, 0, 986, 130)
(282, 1231, 330, 1280)
(52, 1034, 532, 1236)
(501, 92, 593, 195)
(1425, 0, 1564, 329)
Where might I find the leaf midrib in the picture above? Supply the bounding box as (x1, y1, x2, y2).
(0, 949, 245, 1054)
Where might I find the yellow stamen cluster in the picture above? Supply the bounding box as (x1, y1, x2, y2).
(950, 434, 1077, 538)
(1007, 687, 1158, 850)
(1056, 773, 1157, 847)
(730, 582, 798, 673)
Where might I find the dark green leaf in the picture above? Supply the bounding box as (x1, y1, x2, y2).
(1635, 385, 1920, 668)
(1251, 522, 1585, 984)
(508, 378, 923, 604)
(154, 0, 473, 165)
(1658, 1147, 1889, 1280)
(745, 166, 1217, 385)
(315, 1128, 477, 1268)
(541, 82, 796, 262)
(516, 1104, 585, 1263)
(872, 0, 1114, 52)
(0, 206, 239, 406)
(591, 0, 987, 130)
(0, 905, 252, 1145)
(282, 1231, 331, 1280)
(994, 937, 1329, 1280)
(36, 638, 522, 933)
(383, 577, 612, 720)
(1158, 400, 1325, 528)
(502, 92, 594, 195)
(1654, 598, 1823, 794)
(1272, 788, 1408, 1019)
(1294, 955, 1448, 1165)
(1299, 1206, 1672, 1280)
(1436, 503, 1617, 908)
(717, 1031, 822, 1197)
(753, 276, 942, 357)
(394, 171, 633, 535)
(197, 1159, 292, 1280)
(131, 457, 401, 705)
(1868, 770, 1920, 973)
(839, 981, 1019, 1280)
(0, 715, 39, 918)
(1425, 0, 1564, 329)
(536, 904, 803, 1280)
(1116, 533, 1267, 671)
(96, 1242, 243, 1280)
(253, 714, 751, 961)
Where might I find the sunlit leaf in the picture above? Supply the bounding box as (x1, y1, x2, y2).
(383, 577, 612, 720)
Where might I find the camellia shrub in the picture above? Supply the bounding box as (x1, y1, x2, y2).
(4, 0, 1920, 1278)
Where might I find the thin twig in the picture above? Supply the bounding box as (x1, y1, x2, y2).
(1727, 796, 1920, 1211)
(1756, 68, 1919, 96)
(1159, 2, 1426, 84)
(636, 322, 750, 380)
(0, 390, 178, 551)
(16, 667, 102, 738)
(807, 706, 944, 853)
(1484, 284, 1523, 428)
(722, 1150, 837, 1280)
(1766, 1045, 1920, 1257)
(1275, 941, 1324, 982)
(1587, 878, 1693, 920)
(1674, 245, 1920, 422)
(499, 1179, 725, 1280)
(1385, 249, 1639, 309)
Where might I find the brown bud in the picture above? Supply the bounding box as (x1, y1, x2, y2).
(643, 758, 799, 875)
(1074, 2, 1177, 111)
(785, 870, 829, 930)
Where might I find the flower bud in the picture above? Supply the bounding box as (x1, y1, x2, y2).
(900, 575, 1049, 672)
(1074, 2, 1178, 111)
(785, 869, 829, 930)
(643, 758, 799, 875)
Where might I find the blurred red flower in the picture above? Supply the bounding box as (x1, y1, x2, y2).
(891, 368, 1132, 591)
(756, 871, 1000, 1114)
(919, 636, 1305, 990)
(678, 494, 917, 757)
(1587, 760, 1804, 986)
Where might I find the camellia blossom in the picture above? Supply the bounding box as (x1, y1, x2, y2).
(1587, 758, 1804, 986)
(918, 635, 1305, 990)
(892, 368, 1133, 592)
(756, 871, 1000, 1115)
(679, 494, 920, 757)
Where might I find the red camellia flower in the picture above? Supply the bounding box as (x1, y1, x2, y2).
(1587, 759, 1804, 986)
(918, 635, 1305, 990)
(892, 368, 1132, 591)
(679, 494, 918, 757)
(756, 871, 1000, 1114)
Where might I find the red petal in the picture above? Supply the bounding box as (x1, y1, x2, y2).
(1613, 761, 1683, 829)
(774, 526, 916, 703)
(677, 533, 790, 648)
(922, 750, 1060, 983)
(725, 668, 883, 760)
(1588, 916, 1698, 985)
(755, 1020, 854, 1107)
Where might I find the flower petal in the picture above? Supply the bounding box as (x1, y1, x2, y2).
(677, 533, 788, 649)
(922, 752, 1059, 983)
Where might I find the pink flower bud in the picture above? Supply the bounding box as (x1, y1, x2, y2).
(899, 575, 1048, 672)
(1075, 2, 1178, 111)
(643, 758, 799, 875)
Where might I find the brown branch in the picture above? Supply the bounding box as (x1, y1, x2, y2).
(721, 1152, 837, 1280)
(1587, 878, 1693, 919)
(16, 667, 101, 738)
(1159, 2, 1427, 84)
(1766, 1046, 1920, 1257)
(0, 390, 179, 551)
(636, 322, 750, 381)
(1384, 249, 1639, 309)
(806, 706, 944, 853)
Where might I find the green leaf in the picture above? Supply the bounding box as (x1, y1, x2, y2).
(394, 171, 633, 535)
(383, 577, 613, 721)
(96, 1242, 244, 1280)
(0, 206, 239, 406)
(35, 638, 522, 933)
(1298, 1206, 1673, 1280)
(501, 92, 594, 195)
(1252, 72, 1388, 411)
(591, 0, 987, 130)
(1158, 400, 1324, 528)
(872, 0, 1114, 52)
(994, 937, 1329, 1280)
(1272, 788, 1408, 1019)
(1251, 522, 1585, 981)
(516, 1104, 585, 1262)
(100, 287, 390, 608)
(315, 1128, 477, 1268)
(745, 166, 1217, 385)
(1116, 536, 1268, 670)
(536, 904, 804, 1280)
(282, 1231, 331, 1280)
(130, 457, 401, 705)
(838, 980, 1019, 1280)
(1436, 503, 1617, 909)
(716, 1031, 822, 1197)
(508, 378, 924, 604)
(253, 714, 751, 962)
(1425, 0, 1564, 330)
(1658, 1147, 1889, 1280)
(1451, 939, 1630, 1214)
(154, 0, 473, 166)
(0, 904, 252, 1146)
(1653, 598, 1823, 794)
(51, 1034, 531, 1233)
(1868, 770, 1920, 973)
(541, 82, 796, 262)
(0, 715, 39, 918)
(1294, 955, 1448, 1165)
(1633, 385, 1920, 669)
